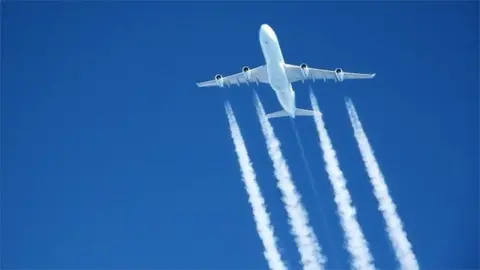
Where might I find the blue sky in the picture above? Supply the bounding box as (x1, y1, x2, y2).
(2, 1, 478, 269)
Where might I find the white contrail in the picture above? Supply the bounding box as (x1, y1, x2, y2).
(225, 102, 287, 270)
(345, 98, 419, 270)
(309, 90, 375, 270)
(254, 93, 326, 270)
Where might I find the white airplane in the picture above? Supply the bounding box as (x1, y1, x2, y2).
(196, 24, 376, 119)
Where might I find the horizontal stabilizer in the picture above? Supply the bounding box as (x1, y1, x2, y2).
(266, 108, 319, 119)
(266, 110, 290, 119)
(295, 108, 318, 117)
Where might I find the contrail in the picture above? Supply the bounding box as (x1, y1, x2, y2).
(309, 89, 375, 270)
(225, 102, 287, 270)
(345, 98, 419, 270)
(254, 93, 326, 270)
(289, 119, 339, 268)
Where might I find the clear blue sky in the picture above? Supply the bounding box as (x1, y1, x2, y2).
(2, 1, 478, 269)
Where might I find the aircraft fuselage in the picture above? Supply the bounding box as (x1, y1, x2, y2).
(259, 24, 296, 118)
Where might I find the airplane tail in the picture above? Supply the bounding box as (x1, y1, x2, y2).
(266, 108, 319, 119)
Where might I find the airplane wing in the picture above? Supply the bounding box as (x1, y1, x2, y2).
(196, 65, 269, 88)
(284, 63, 375, 83)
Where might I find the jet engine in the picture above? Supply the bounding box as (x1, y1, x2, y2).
(242, 66, 252, 81)
(215, 74, 224, 87)
(300, 63, 309, 78)
(335, 68, 344, 82)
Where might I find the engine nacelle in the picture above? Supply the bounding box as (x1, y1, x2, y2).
(242, 66, 252, 81)
(335, 68, 344, 82)
(215, 74, 224, 87)
(300, 63, 309, 78)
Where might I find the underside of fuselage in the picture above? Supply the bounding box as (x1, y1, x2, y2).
(275, 89, 295, 117)
(267, 64, 295, 117)
(259, 24, 295, 117)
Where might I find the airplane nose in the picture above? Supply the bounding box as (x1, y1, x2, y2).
(260, 24, 271, 32)
(259, 24, 277, 43)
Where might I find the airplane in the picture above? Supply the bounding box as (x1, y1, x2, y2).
(196, 24, 376, 119)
